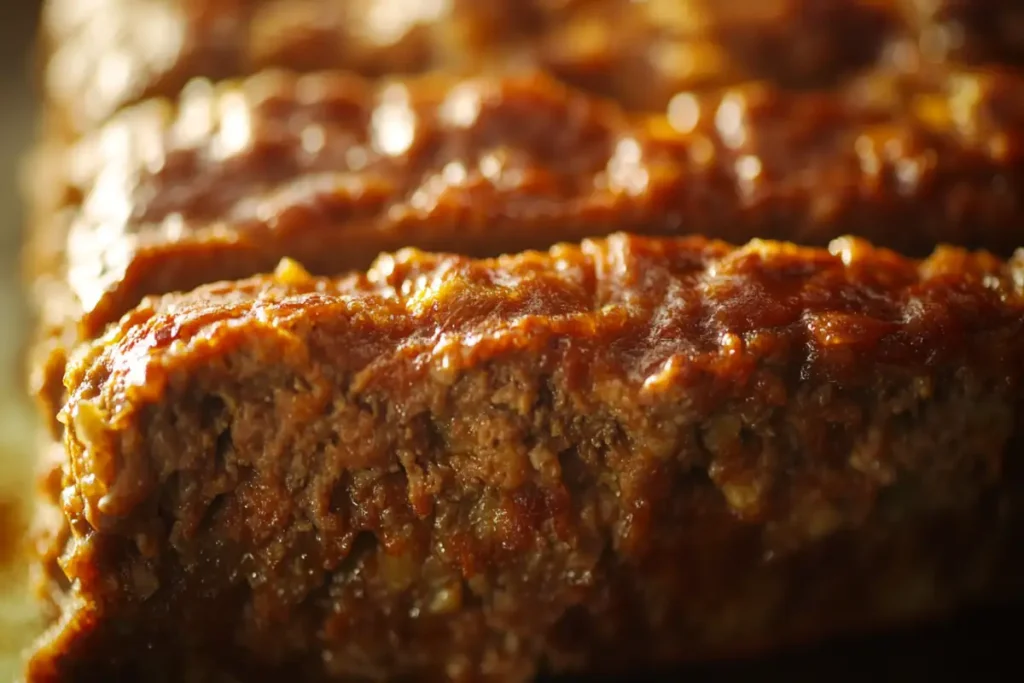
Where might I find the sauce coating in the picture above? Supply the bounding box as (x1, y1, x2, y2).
(40, 0, 899, 137)
(30, 67, 1024, 344)
(69, 233, 1024, 412)
(31, 234, 1024, 682)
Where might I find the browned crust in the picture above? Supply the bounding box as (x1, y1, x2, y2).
(27, 234, 1024, 682)
(39, 0, 899, 138)
(23, 66, 1024, 431)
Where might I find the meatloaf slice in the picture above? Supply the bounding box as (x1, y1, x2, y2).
(25, 66, 1024, 429)
(26, 233, 1024, 683)
(38, 0, 898, 138)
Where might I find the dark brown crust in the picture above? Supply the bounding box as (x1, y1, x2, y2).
(39, 0, 899, 138)
(24, 66, 1024, 431)
(27, 234, 1024, 682)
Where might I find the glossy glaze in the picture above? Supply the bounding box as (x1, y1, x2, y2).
(40, 0, 899, 136)
(28, 233, 1024, 682)
(30, 67, 1024, 346)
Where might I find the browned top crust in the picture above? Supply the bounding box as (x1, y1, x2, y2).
(62, 232, 1024, 529)
(28, 66, 1024, 353)
(40, 0, 898, 136)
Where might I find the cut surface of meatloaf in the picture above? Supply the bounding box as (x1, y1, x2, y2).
(26, 233, 1024, 682)
(39, 0, 898, 138)
(25, 66, 1024, 429)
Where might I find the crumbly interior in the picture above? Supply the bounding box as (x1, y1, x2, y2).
(26, 235, 1024, 682)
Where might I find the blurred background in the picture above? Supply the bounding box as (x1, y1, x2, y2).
(0, 0, 45, 679)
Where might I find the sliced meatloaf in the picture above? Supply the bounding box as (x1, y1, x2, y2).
(25, 233, 1024, 682)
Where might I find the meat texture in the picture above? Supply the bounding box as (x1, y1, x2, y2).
(26, 234, 1024, 682)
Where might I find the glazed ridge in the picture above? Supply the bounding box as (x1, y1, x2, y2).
(70, 232, 1024, 434)
(41, 0, 899, 137)
(30, 65, 1024, 350)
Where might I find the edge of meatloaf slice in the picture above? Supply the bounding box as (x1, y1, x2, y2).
(26, 233, 1024, 682)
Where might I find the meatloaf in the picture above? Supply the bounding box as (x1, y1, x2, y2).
(38, 0, 899, 138)
(25, 66, 1024, 432)
(23, 63, 1024, 615)
(25, 233, 1024, 683)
